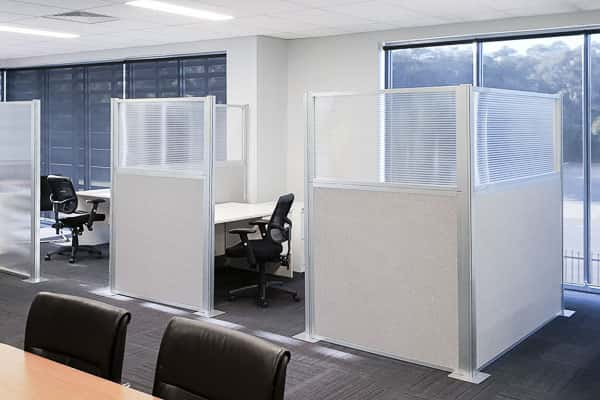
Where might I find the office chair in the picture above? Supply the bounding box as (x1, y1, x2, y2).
(44, 175, 106, 263)
(25, 292, 131, 383)
(226, 193, 299, 307)
(153, 317, 291, 400)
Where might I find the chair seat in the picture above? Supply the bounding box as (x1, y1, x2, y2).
(226, 239, 282, 262)
(54, 211, 105, 228)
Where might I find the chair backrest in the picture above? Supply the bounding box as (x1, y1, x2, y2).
(24, 292, 131, 383)
(153, 317, 291, 400)
(40, 176, 53, 212)
(268, 193, 294, 244)
(47, 175, 78, 214)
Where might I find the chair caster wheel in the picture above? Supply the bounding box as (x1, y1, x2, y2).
(69, 258, 75, 264)
(44, 255, 51, 261)
(259, 299, 269, 308)
(293, 294, 301, 302)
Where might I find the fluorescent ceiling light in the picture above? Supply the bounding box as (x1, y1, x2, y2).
(0, 25, 79, 39)
(126, 0, 233, 21)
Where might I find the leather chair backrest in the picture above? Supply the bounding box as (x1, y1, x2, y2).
(24, 292, 131, 383)
(47, 175, 78, 214)
(153, 317, 291, 400)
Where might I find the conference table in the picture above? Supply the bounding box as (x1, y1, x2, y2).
(0, 343, 158, 399)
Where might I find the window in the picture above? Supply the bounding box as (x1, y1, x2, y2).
(385, 35, 594, 288)
(7, 64, 123, 189)
(481, 36, 584, 285)
(5, 54, 226, 189)
(387, 43, 473, 88)
(127, 55, 226, 102)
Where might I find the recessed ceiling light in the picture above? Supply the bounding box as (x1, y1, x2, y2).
(126, 0, 233, 21)
(0, 25, 79, 39)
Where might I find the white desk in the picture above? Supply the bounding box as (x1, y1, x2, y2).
(73, 191, 299, 276)
(74, 189, 274, 247)
(215, 202, 274, 224)
(76, 189, 111, 245)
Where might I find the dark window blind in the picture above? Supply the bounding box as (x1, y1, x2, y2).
(6, 54, 226, 188)
(7, 64, 123, 189)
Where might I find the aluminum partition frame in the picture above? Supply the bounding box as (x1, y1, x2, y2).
(109, 96, 219, 316)
(297, 85, 486, 382)
(0, 100, 42, 283)
(214, 103, 249, 202)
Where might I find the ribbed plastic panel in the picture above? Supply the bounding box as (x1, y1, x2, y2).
(474, 89, 557, 186)
(0, 102, 35, 276)
(215, 105, 244, 162)
(313, 89, 457, 187)
(118, 100, 207, 174)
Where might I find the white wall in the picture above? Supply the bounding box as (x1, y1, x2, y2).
(0, 35, 286, 204)
(256, 36, 288, 202)
(286, 10, 600, 200)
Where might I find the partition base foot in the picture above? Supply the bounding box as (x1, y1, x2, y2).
(560, 309, 576, 318)
(23, 277, 48, 284)
(448, 371, 490, 384)
(194, 309, 225, 318)
(292, 332, 321, 343)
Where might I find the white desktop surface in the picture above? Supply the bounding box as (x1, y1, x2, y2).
(77, 188, 111, 200)
(214, 202, 274, 224)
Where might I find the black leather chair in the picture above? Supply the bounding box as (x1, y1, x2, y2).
(153, 317, 291, 400)
(225, 193, 299, 307)
(25, 292, 131, 383)
(44, 175, 106, 263)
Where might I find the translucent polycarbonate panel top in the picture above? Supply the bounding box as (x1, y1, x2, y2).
(215, 105, 245, 162)
(118, 99, 208, 174)
(313, 89, 457, 188)
(474, 89, 558, 187)
(0, 102, 35, 277)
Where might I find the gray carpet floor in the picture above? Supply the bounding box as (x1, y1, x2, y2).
(0, 244, 599, 399)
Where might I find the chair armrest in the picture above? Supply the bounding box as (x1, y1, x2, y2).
(248, 220, 268, 237)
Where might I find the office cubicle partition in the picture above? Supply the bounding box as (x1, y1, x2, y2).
(215, 104, 247, 203)
(302, 85, 563, 382)
(470, 88, 564, 368)
(110, 97, 217, 315)
(0, 101, 41, 282)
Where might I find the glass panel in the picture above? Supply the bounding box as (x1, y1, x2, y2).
(482, 36, 584, 285)
(215, 105, 245, 162)
(388, 43, 473, 88)
(590, 36, 600, 285)
(0, 102, 35, 277)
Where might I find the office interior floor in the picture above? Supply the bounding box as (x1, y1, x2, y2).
(1, 245, 600, 399)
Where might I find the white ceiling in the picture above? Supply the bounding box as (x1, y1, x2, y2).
(0, 0, 598, 60)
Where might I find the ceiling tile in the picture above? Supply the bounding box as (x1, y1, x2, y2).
(0, 1, 70, 17)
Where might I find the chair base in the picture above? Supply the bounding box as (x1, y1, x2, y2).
(45, 245, 103, 264)
(228, 281, 300, 308)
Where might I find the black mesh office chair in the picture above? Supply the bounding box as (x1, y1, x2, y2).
(153, 317, 291, 400)
(44, 175, 106, 264)
(25, 292, 131, 383)
(226, 193, 299, 307)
